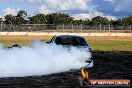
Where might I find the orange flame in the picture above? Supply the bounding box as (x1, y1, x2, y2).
(81, 68, 89, 78)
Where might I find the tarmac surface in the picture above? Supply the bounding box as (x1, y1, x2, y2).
(0, 51, 131, 88)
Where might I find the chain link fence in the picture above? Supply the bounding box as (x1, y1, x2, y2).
(0, 23, 132, 32)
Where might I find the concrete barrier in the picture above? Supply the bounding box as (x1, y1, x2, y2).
(0, 32, 132, 37)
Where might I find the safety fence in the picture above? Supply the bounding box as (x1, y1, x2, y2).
(0, 24, 132, 32)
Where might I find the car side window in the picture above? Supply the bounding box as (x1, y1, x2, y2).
(50, 36, 56, 42)
(55, 37, 62, 45)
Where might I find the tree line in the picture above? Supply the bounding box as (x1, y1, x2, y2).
(0, 10, 132, 27)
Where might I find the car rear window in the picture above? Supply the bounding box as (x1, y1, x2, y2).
(55, 36, 88, 46)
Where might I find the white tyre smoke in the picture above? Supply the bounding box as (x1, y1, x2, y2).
(0, 41, 91, 78)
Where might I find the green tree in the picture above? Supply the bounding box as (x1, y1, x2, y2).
(91, 16, 109, 25)
(28, 14, 46, 24)
(17, 10, 27, 17)
(72, 19, 83, 25)
(46, 13, 74, 24)
(16, 10, 27, 24)
(110, 19, 122, 26)
(0, 18, 2, 23)
(122, 16, 132, 26)
(72, 19, 90, 25)
(4, 14, 16, 24)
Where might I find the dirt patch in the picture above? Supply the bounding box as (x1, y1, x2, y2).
(0, 35, 132, 41)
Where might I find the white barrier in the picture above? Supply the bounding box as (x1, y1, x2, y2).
(0, 32, 132, 37)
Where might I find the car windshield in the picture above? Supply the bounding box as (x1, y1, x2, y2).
(55, 36, 88, 46)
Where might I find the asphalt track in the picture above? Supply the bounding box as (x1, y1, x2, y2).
(0, 51, 131, 88)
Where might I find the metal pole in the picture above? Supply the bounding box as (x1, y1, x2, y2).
(72, 24, 74, 33)
(100, 24, 102, 30)
(72, 24, 73, 30)
(63, 24, 64, 30)
(56, 24, 59, 30)
(81, 24, 83, 32)
(0, 22, 2, 31)
(109, 23, 111, 30)
(11, 22, 13, 31)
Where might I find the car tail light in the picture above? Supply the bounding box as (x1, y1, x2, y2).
(85, 59, 92, 63)
(88, 50, 92, 54)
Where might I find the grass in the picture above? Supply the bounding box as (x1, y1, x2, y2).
(0, 36, 132, 51)
(88, 41, 132, 51)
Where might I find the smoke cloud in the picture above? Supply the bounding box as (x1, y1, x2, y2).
(0, 41, 91, 78)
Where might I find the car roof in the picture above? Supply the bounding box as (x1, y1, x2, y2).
(55, 35, 84, 38)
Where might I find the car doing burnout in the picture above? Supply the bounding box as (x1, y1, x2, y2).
(9, 35, 94, 68)
(48, 35, 94, 68)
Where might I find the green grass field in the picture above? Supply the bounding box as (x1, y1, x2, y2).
(0, 36, 132, 52)
(88, 41, 132, 51)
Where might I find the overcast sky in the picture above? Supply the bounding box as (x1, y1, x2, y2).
(0, 0, 131, 20)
